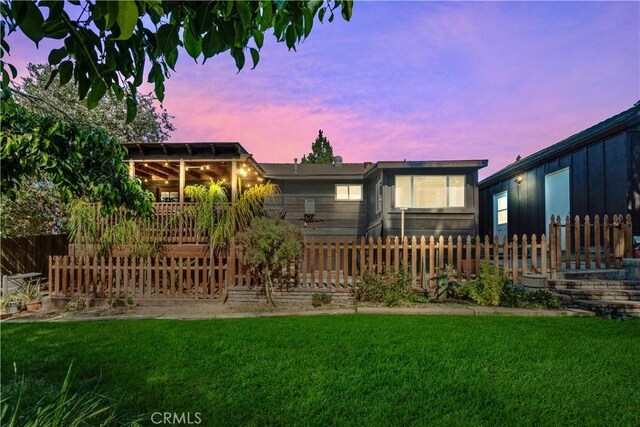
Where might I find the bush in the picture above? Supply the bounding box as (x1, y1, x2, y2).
(312, 293, 332, 307)
(501, 285, 561, 309)
(238, 218, 304, 306)
(459, 261, 506, 306)
(354, 267, 415, 307)
(65, 297, 86, 312)
(435, 264, 460, 300)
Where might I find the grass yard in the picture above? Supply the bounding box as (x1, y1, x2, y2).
(2, 315, 639, 426)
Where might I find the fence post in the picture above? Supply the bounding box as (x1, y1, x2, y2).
(594, 215, 601, 269)
(625, 214, 633, 258)
(614, 215, 624, 269)
(429, 236, 436, 289)
(549, 216, 556, 278)
(584, 215, 591, 269)
(512, 235, 519, 284)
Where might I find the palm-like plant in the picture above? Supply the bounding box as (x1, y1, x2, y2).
(184, 180, 278, 249)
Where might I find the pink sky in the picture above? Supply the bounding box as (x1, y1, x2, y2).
(8, 1, 640, 178)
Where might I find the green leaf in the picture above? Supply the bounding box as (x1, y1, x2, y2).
(166, 48, 178, 71)
(8, 63, 17, 79)
(156, 24, 180, 55)
(249, 47, 259, 70)
(260, 0, 273, 29)
(202, 30, 222, 60)
(87, 79, 107, 110)
(58, 60, 73, 85)
(13, 1, 45, 45)
(318, 8, 326, 23)
(285, 25, 297, 50)
(236, 1, 252, 28)
(231, 48, 245, 71)
(126, 96, 138, 123)
(183, 25, 202, 60)
(48, 47, 66, 65)
(252, 29, 264, 49)
(1, 68, 8, 87)
(78, 75, 90, 100)
(114, 0, 138, 40)
(341, 0, 354, 21)
(44, 69, 59, 89)
(302, 8, 313, 38)
(225, 0, 234, 18)
(105, 1, 119, 29)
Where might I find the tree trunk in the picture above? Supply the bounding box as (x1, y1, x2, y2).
(265, 275, 276, 306)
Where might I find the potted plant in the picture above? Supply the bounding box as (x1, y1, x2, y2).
(19, 282, 42, 311)
(1, 295, 23, 316)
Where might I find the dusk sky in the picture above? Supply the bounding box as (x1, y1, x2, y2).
(9, 1, 640, 178)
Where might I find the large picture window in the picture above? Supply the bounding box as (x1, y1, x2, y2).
(395, 175, 465, 208)
(335, 184, 363, 201)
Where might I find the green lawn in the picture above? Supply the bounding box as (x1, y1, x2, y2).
(2, 315, 639, 426)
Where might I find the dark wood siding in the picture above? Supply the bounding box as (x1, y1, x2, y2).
(479, 130, 631, 237)
(629, 130, 640, 235)
(265, 179, 367, 239)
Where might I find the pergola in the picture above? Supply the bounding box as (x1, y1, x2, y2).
(122, 142, 265, 203)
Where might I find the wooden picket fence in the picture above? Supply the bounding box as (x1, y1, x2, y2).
(48, 256, 226, 299)
(549, 214, 632, 270)
(49, 214, 633, 299)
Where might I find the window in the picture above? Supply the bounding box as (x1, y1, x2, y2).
(335, 184, 363, 201)
(496, 194, 508, 225)
(395, 175, 465, 208)
(160, 191, 179, 202)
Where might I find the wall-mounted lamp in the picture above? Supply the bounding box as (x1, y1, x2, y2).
(515, 175, 524, 185)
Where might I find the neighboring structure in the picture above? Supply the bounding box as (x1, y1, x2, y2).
(122, 143, 487, 239)
(479, 103, 640, 240)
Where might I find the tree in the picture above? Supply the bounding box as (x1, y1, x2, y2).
(16, 63, 175, 143)
(1, 1, 353, 123)
(0, 178, 67, 238)
(301, 129, 336, 164)
(0, 92, 154, 215)
(238, 217, 304, 306)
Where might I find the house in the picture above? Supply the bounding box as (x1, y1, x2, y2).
(122, 143, 487, 239)
(479, 103, 640, 240)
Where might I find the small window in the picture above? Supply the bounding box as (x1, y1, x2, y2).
(336, 184, 363, 201)
(160, 191, 179, 202)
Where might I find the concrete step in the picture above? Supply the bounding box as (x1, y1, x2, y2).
(549, 280, 640, 291)
(555, 269, 626, 281)
(555, 288, 640, 301)
(573, 299, 640, 317)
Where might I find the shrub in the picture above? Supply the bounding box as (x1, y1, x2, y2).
(354, 267, 414, 307)
(501, 285, 561, 309)
(65, 297, 86, 312)
(238, 218, 304, 306)
(435, 264, 460, 301)
(312, 293, 332, 307)
(460, 261, 506, 306)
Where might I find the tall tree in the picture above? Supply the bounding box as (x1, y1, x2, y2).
(301, 130, 336, 164)
(16, 64, 175, 143)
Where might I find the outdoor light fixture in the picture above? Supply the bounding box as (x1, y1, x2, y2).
(238, 168, 248, 177)
(200, 166, 204, 170)
(515, 175, 524, 184)
(206, 166, 210, 170)
(164, 162, 168, 166)
(164, 180, 169, 184)
(144, 178, 148, 182)
(144, 163, 148, 166)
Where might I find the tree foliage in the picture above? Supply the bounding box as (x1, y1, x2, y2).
(301, 129, 336, 164)
(0, 92, 153, 215)
(1, 0, 353, 123)
(238, 217, 304, 306)
(16, 63, 175, 143)
(0, 178, 67, 238)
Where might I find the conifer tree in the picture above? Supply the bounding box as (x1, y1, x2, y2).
(301, 130, 336, 164)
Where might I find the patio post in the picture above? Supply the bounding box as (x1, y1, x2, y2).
(179, 159, 185, 204)
(128, 160, 135, 178)
(231, 160, 238, 202)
